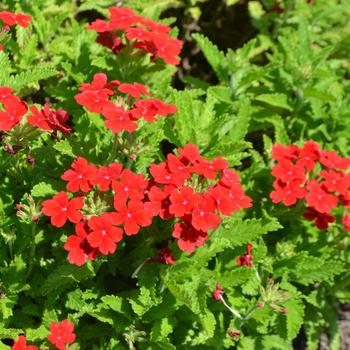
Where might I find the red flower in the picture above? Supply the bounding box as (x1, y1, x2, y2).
(61, 157, 97, 193)
(193, 157, 228, 180)
(151, 32, 183, 65)
(166, 153, 191, 180)
(169, 186, 200, 217)
(212, 283, 224, 301)
(178, 144, 201, 164)
(43, 103, 72, 134)
(342, 214, 350, 231)
(191, 194, 221, 232)
(305, 180, 338, 214)
(113, 198, 154, 235)
(209, 185, 241, 215)
(0, 95, 27, 131)
(109, 6, 142, 29)
(271, 144, 299, 161)
(64, 222, 100, 266)
(219, 168, 241, 188)
(147, 185, 175, 219)
(125, 27, 152, 41)
(91, 162, 123, 191)
(102, 103, 137, 133)
(149, 162, 184, 186)
(47, 319, 76, 350)
(319, 150, 350, 170)
(236, 243, 254, 267)
(319, 169, 350, 195)
(297, 141, 320, 170)
(118, 82, 150, 98)
(96, 31, 125, 54)
(0, 86, 13, 102)
(87, 213, 123, 255)
(172, 222, 208, 253)
(270, 179, 307, 206)
(112, 169, 148, 201)
(42, 191, 84, 227)
(130, 99, 176, 122)
(12, 336, 38, 350)
(86, 19, 116, 32)
(271, 159, 306, 183)
(27, 105, 52, 131)
(0, 11, 31, 28)
(303, 207, 336, 230)
(79, 73, 118, 93)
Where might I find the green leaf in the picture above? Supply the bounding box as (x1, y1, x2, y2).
(31, 182, 56, 198)
(53, 139, 76, 158)
(193, 33, 229, 81)
(256, 93, 293, 111)
(284, 299, 305, 341)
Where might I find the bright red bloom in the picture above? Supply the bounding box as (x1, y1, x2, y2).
(169, 186, 200, 217)
(112, 169, 148, 201)
(150, 32, 183, 65)
(12, 336, 38, 350)
(342, 214, 350, 231)
(297, 141, 320, 170)
(47, 319, 76, 350)
(270, 179, 307, 206)
(191, 194, 221, 231)
(305, 180, 338, 214)
(319, 170, 350, 195)
(0, 86, 13, 102)
(86, 19, 116, 32)
(102, 103, 137, 133)
(193, 157, 228, 180)
(64, 222, 100, 266)
(303, 207, 336, 230)
(178, 144, 201, 164)
(172, 222, 208, 253)
(42, 191, 83, 227)
(212, 283, 224, 301)
(141, 19, 171, 33)
(125, 27, 152, 41)
(271, 144, 299, 161)
(319, 150, 350, 170)
(271, 159, 306, 183)
(237, 243, 254, 267)
(166, 153, 191, 180)
(118, 82, 150, 98)
(91, 162, 123, 191)
(27, 105, 52, 131)
(61, 157, 97, 192)
(209, 185, 246, 215)
(87, 213, 123, 254)
(130, 99, 177, 122)
(219, 168, 241, 188)
(0, 95, 27, 131)
(147, 185, 175, 219)
(109, 6, 142, 29)
(0, 11, 31, 28)
(113, 198, 154, 235)
(149, 162, 184, 186)
(79, 73, 118, 93)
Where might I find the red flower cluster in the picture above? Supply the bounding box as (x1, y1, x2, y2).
(74, 73, 176, 133)
(12, 319, 75, 350)
(86, 6, 183, 65)
(270, 142, 350, 231)
(0, 86, 71, 134)
(42, 145, 251, 265)
(236, 242, 254, 267)
(0, 11, 31, 51)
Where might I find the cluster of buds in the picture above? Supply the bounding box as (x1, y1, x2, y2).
(16, 195, 41, 224)
(86, 6, 183, 65)
(270, 142, 350, 231)
(74, 73, 176, 134)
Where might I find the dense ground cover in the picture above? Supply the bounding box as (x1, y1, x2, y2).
(1, 0, 350, 349)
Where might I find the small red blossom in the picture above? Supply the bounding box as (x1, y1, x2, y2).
(191, 194, 221, 231)
(319, 169, 350, 195)
(27, 105, 52, 131)
(212, 283, 224, 301)
(91, 162, 123, 191)
(342, 214, 350, 231)
(118, 82, 150, 98)
(305, 180, 338, 214)
(319, 150, 350, 170)
(0, 11, 31, 28)
(150, 247, 176, 265)
(303, 207, 336, 230)
(270, 179, 307, 206)
(12, 336, 38, 350)
(87, 213, 123, 255)
(61, 157, 97, 193)
(169, 186, 200, 217)
(47, 319, 76, 350)
(43, 103, 72, 134)
(271, 159, 306, 183)
(42, 191, 83, 227)
(0, 95, 27, 131)
(102, 103, 137, 133)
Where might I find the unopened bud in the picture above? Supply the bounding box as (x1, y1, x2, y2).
(257, 302, 264, 308)
(228, 330, 240, 338)
(281, 308, 288, 314)
(27, 155, 35, 166)
(268, 278, 274, 285)
(32, 216, 39, 223)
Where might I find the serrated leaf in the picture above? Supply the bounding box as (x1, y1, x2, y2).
(31, 182, 56, 198)
(256, 93, 292, 111)
(284, 299, 305, 341)
(53, 139, 75, 157)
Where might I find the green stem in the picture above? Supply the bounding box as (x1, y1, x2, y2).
(25, 224, 37, 280)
